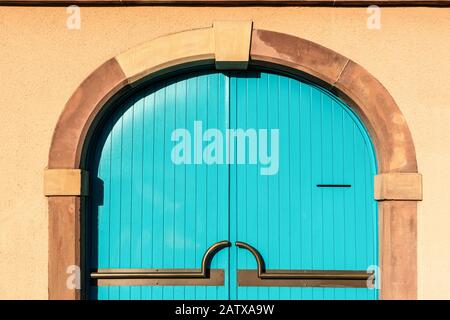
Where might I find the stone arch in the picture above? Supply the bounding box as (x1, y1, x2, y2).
(46, 24, 419, 299)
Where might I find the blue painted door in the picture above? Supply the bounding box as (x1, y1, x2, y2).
(88, 72, 230, 299)
(228, 72, 378, 300)
(88, 70, 378, 300)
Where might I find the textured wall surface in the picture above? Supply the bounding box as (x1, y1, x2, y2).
(0, 7, 449, 299)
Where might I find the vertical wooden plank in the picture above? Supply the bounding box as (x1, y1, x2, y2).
(229, 75, 238, 300)
(108, 111, 123, 300)
(343, 119, 357, 301)
(119, 103, 134, 300)
(256, 72, 269, 300)
(95, 122, 112, 300)
(195, 74, 207, 300)
(343, 122, 357, 267)
(173, 78, 187, 300)
(267, 73, 280, 300)
(141, 92, 155, 299)
(162, 82, 176, 300)
(235, 75, 248, 299)
(334, 288, 347, 300)
(216, 73, 229, 300)
(310, 87, 324, 300)
(206, 73, 219, 299)
(299, 83, 313, 300)
(130, 98, 144, 299)
(184, 75, 198, 300)
(95, 124, 112, 268)
(278, 75, 291, 300)
(354, 127, 367, 300)
(332, 102, 345, 273)
(365, 145, 379, 299)
(354, 128, 367, 270)
(151, 85, 166, 300)
(320, 94, 334, 300)
(247, 76, 259, 299)
(289, 79, 302, 300)
(97, 287, 109, 300)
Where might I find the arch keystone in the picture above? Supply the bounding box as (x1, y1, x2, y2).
(213, 21, 253, 70)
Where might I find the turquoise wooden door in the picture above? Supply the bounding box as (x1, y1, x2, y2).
(228, 72, 378, 300)
(88, 72, 230, 299)
(87, 70, 378, 300)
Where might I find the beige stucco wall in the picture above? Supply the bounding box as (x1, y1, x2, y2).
(0, 6, 449, 299)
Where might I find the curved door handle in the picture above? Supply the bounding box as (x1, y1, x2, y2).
(91, 240, 231, 286)
(236, 241, 267, 278)
(236, 241, 374, 287)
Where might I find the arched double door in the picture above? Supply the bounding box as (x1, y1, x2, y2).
(87, 70, 379, 300)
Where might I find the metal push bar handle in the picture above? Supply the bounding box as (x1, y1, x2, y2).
(235, 241, 374, 280)
(91, 240, 231, 280)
